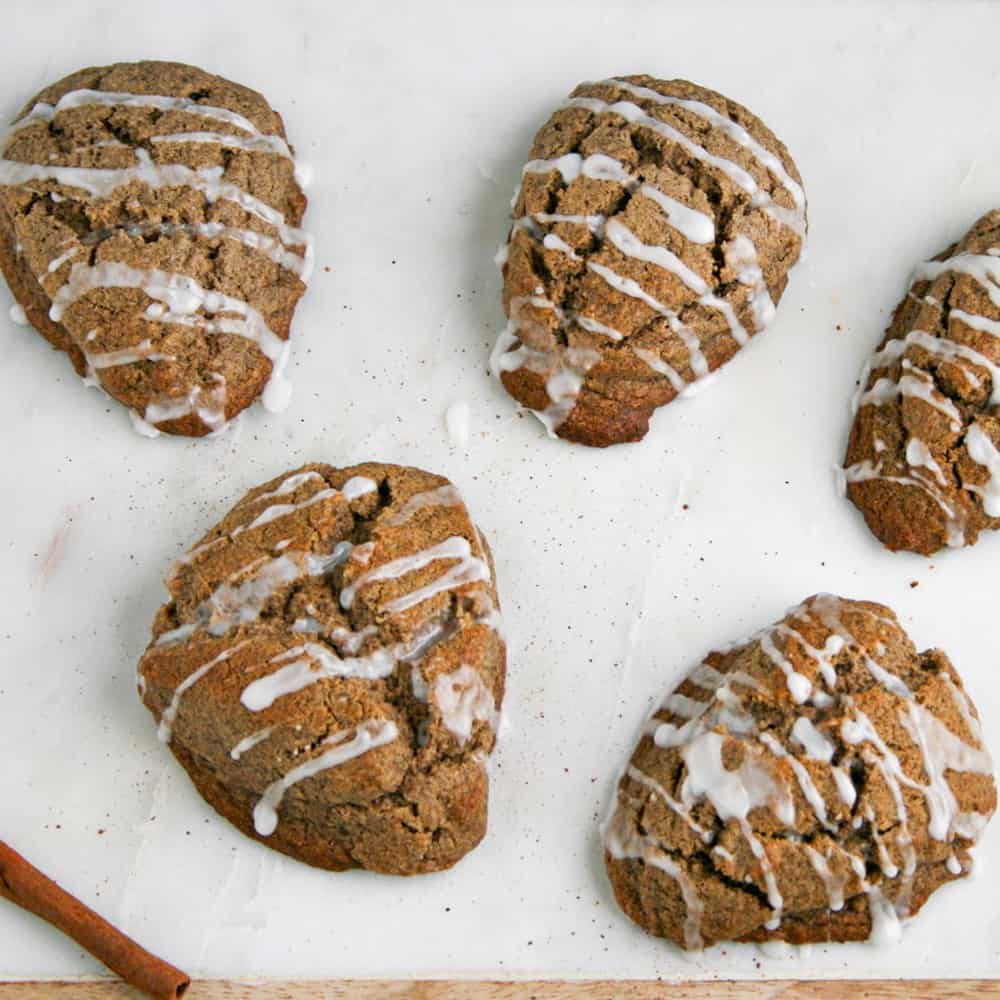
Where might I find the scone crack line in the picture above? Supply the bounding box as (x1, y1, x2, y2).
(562, 86, 804, 237)
(75, 220, 310, 278)
(252, 718, 400, 837)
(600, 78, 806, 214)
(8, 88, 290, 153)
(0, 155, 310, 249)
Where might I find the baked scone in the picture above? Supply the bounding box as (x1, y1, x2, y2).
(0, 61, 310, 436)
(137, 463, 505, 875)
(843, 211, 1000, 554)
(492, 75, 806, 447)
(605, 595, 995, 948)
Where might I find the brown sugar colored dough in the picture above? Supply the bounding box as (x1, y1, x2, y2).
(0, 60, 310, 436)
(843, 210, 1000, 554)
(137, 463, 505, 875)
(492, 75, 806, 447)
(605, 594, 995, 949)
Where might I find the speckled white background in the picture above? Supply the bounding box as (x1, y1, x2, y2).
(2, 0, 999, 983)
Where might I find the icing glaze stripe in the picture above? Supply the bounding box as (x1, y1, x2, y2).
(8, 89, 275, 142)
(252, 719, 398, 836)
(156, 638, 251, 743)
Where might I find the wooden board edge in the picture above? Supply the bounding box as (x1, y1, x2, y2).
(0, 980, 998, 999)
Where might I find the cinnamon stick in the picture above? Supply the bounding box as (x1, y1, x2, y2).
(0, 840, 190, 1000)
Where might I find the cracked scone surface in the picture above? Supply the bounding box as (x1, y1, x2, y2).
(604, 595, 995, 949)
(493, 75, 806, 447)
(0, 60, 309, 436)
(844, 210, 1000, 554)
(138, 463, 505, 875)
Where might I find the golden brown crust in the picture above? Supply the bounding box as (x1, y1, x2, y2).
(495, 74, 806, 447)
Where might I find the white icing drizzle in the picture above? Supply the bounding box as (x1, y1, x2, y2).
(760, 731, 833, 831)
(144, 377, 228, 433)
(432, 664, 498, 745)
(758, 630, 812, 703)
(341, 475, 378, 501)
(240, 641, 398, 710)
(897, 700, 993, 839)
(149, 130, 291, 159)
(8, 89, 287, 150)
(384, 484, 463, 526)
(627, 764, 712, 844)
(201, 552, 314, 635)
(804, 844, 848, 911)
(725, 235, 776, 330)
(239, 613, 468, 713)
(177, 540, 354, 639)
(410, 664, 430, 703)
(639, 185, 714, 244)
(588, 261, 708, 376)
(229, 726, 276, 760)
(522, 152, 638, 189)
(8, 303, 28, 326)
(912, 254, 1000, 311)
(340, 535, 489, 612)
(681, 729, 789, 927)
(445, 401, 471, 446)
(964, 423, 1000, 516)
(51, 261, 284, 358)
(47, 246, 79, 273)
(603, 79, 806, 215)
(243, 470, 326, 505)
(242, 488, 341, 530)
(950, 307, 1000, 343)
(489, 295, 604, 433)
(564, 88, 804, 237)
(85, 220, 311, 279)
(603, 219, 749, 347)
(905, 438, 949, 488)
(542, 232, 579, 259)
(860, 329, 1000, 408)
(155, 622, 199, 647)
(842, 458, 966, 549)
(252, 719, 398, 836)
(155, 639, 251, 743)
(857, 367, 962, 432)
(574, 314, 624, 340)
(0, 152, 308, 249)
(84, 338, 176, 370)
(632, 347, 686, 393)
(605, 806, 705, 950)
(790, 716, 834, 762)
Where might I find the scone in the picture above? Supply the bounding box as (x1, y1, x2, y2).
(137, 463, 505, 875)
(605, 594, 995, 948)
(492, 75, 806, 447)
(843, 210, 1000, 554)
(0, 61, 310, 436)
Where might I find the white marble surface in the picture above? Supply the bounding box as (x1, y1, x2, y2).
(1, 0, 999, 983)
